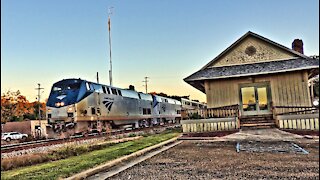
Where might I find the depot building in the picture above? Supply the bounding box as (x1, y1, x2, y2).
(184, 31, 319, 117)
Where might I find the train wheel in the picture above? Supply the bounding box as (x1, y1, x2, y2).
(105, 123, 112, 137)
(82, 131, 89, 137)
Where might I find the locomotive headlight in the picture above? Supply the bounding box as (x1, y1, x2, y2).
(67, 106, 74, 112)
(55, 102, 61, 107)
(60, 102, 65, 106)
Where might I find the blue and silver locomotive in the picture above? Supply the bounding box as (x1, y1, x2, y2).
(46, 78, 181, 138)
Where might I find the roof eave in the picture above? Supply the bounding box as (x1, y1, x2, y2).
(185, 65, 319, 82)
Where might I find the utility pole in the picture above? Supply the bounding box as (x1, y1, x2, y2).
(97, 72, 99, 83)
(142, 77, 149, 93)
(35, 83, 44, 138)
(108, 7, 114, 86)
(35, 83, 44, 120)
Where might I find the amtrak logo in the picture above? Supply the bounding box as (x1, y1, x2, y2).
(102, 98, 114, 112)
(56, 95, 66, 100)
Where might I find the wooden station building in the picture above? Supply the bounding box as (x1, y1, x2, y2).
(183, 31, 319, 131)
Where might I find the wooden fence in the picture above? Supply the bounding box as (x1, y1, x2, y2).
(273, 106, 319, 131)
(181, 117, 239, 133)
(206, 104, 240, 118)
(181, 105, 240, 133)
(273, 106, 318, 116)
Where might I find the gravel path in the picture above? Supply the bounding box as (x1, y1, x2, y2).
(109, 129, 319, 180)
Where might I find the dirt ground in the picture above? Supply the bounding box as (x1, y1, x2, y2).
(110, 129, 319, 180)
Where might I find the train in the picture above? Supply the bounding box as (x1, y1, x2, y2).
(45, 78, 182, 138)
(180, 98, 207, 119)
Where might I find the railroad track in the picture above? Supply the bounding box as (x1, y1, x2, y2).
(1, 123, 181, 153)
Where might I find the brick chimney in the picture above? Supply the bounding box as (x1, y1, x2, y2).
(292, 39, 304, 54)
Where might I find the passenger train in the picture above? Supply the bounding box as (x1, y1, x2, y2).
(46, 78, 182, 138)
(180, 98, 207, 119)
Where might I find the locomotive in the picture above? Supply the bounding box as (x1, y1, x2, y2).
(46, 78, 182, 138)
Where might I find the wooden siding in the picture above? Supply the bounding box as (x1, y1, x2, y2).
(205, 70, 312, 112)
(211, 36, 296, 67)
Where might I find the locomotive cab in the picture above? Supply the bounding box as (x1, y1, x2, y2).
(46, 79, 89, 137)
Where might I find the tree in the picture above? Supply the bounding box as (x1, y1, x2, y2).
(1, 90, 27, 123)
(1, 90, 46, 123)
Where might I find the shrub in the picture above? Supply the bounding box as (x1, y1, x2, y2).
(50, 145, 90, 159)
(1, 153, 50, 171)
(128, 133, 137, 137)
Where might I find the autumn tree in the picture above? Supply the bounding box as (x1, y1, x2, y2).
(1, 90, 46, 123)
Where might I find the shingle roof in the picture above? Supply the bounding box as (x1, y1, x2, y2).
(185, 58, 318, 81)
(184, 58, 319, 92)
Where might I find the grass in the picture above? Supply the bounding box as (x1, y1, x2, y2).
(1, 130, 180, 180)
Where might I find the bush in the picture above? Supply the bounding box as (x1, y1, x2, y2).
(1, 153, 50, 171)
(128, 133, 137, 137)
(50, 145, 90, 159)
(189, 113, 202, 119)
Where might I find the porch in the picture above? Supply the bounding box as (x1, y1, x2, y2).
(181, 104, 319, 134)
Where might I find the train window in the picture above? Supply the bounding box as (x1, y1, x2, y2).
(93, 84, 103, 93)
(90, 83, 95, 90)
(118, 90, 122, 96)
(67, 83, 80, 90)
(91, 107, 96, 115)
(142, 108, 151, 115)
(86, 83, 90, 90)
(111, 88, 118, 95)
(53, 86, 62, 91)
(102, 86, 107, 94)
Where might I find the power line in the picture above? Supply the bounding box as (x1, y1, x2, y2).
(142, 77, 150, 94)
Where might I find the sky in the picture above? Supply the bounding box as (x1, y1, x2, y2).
(1, 0, 319, 103)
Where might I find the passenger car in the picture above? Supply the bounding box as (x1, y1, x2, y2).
(1, 132, 28, 141)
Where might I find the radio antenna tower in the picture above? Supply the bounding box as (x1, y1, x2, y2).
(108, 7, 114, 86)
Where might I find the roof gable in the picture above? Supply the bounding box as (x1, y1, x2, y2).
(202, 31, 309, 69)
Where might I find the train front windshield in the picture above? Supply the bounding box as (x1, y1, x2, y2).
(47, 79, 83, 108)
(52, 83, 80, 92)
